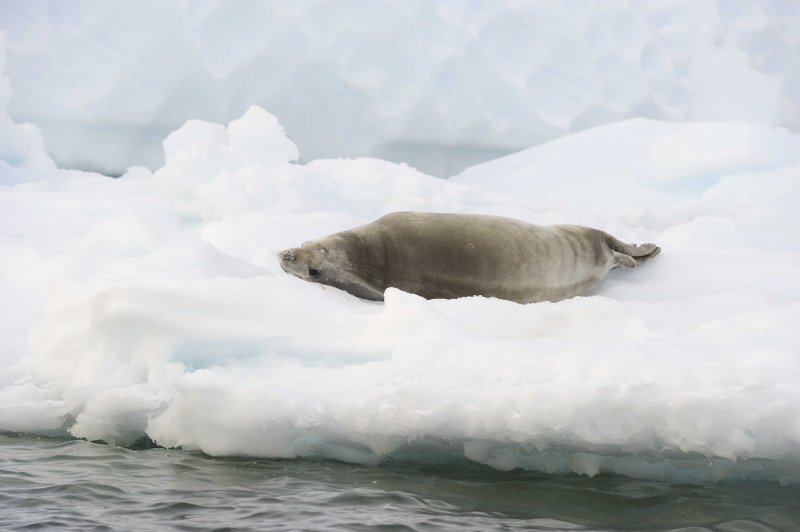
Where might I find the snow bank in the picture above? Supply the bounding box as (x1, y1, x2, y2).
(1, 99, 799, 483)
(1, 1, 799, 176)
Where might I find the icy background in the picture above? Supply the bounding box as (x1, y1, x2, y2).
(1, 2, 800, 483)
(1, 0, 799, 176)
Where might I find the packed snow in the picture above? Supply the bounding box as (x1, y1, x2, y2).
(1, 0, 799, 176)
(2, 7, 800, 484)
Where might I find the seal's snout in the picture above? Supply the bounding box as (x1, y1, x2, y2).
(279, 250, 295, 263)
(279, 249, 296, 273)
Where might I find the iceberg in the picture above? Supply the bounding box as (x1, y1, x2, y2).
(1, 0, 798, 175)
(1, 5, 799, 483)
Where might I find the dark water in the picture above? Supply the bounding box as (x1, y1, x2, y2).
(1, 433, 798, 531)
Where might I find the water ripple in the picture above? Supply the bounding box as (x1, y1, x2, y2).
(1, 433, 798, 531)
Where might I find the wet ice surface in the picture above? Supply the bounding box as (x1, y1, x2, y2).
(2, 433, 799, 531)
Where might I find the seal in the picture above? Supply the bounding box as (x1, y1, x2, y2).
(278, 212, 660, 303)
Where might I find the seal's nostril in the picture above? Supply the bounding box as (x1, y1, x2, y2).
(280, 251, 295, 263)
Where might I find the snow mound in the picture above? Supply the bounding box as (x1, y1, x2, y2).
(648, 122, 793, 182)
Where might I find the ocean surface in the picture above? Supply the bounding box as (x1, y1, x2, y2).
(1, 433, 798, 531)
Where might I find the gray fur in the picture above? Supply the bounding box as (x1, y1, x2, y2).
(279, 212, 660, 303)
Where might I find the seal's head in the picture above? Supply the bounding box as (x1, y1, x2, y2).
(278, 241, 333, 283)
(278, 236, 385, 300)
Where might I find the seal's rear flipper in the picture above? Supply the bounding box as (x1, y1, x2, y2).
(612, 247, 661, 269)
(634, 245, 661, 266)
(612, 252, 637, 269)
(610, 245, 661, 269)
(607, 234, 661, 268)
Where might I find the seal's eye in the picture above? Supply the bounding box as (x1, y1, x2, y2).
(308, 268, 320, 278)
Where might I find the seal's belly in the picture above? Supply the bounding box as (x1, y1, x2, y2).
(381, 223, 612, 303)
